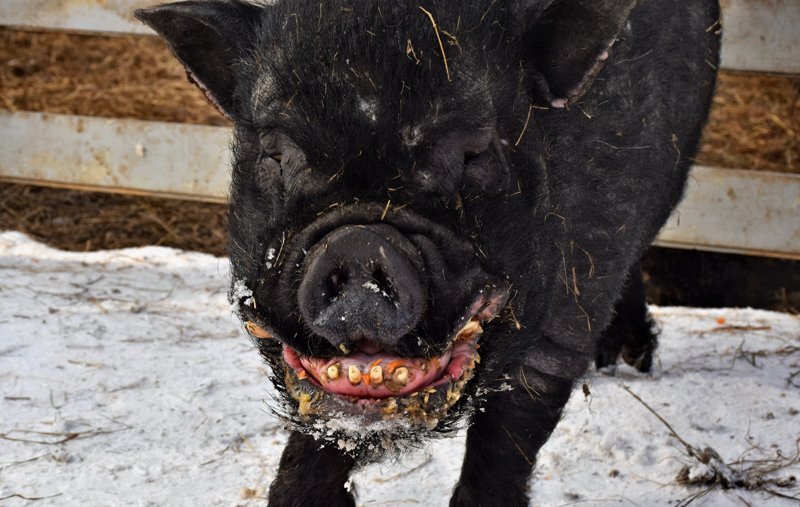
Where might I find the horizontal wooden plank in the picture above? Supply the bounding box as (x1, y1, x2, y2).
(0, 111, 230, 203)
(0, 0, 797, 74)
(2, 111, 798, 259)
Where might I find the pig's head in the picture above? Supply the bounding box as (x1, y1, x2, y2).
(137, 0, 637, 457)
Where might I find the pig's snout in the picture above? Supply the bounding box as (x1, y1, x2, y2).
(297, 225, 426, 350)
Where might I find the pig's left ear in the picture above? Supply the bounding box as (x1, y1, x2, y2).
(523, 0, 637, 108)
(134, 0, 262, 119)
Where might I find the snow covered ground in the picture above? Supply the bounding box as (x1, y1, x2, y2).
(1, 231, 798, 507)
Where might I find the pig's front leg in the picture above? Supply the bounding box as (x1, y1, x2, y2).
(269, 431, 356, 506)
(450, 368, 574, 506)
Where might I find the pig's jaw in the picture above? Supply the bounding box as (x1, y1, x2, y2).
(242, 286, 508, 438)
(273, 288, 508, 428)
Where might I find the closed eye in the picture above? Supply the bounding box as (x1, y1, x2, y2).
(463, 151, 484, 166)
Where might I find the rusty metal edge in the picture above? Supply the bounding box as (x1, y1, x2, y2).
(1, 25, 148, 38)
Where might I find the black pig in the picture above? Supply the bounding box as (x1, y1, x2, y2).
(136, 1, 720, 504)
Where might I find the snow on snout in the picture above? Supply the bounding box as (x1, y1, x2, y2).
(358, 95, 379, 123)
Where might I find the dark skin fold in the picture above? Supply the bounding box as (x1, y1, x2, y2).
(136, 0, 720, 504)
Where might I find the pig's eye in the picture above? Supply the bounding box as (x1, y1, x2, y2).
(463, 150, 484, 167)
(257, 132, 286, 179)
(255, 153, 283, 195)
(259, 132, 284, 160)
(463, 139, 510, 196)
(411, 130, 509, 196)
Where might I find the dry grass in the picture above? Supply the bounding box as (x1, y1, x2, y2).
(0, 28, 226, 126)
(0, 184, 228, 256)
(624, 386, 800, 506)
(696, 72, 800, 173)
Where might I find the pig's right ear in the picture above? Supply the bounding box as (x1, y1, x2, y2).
(134, 0, 262, 120)
(522, 0, 637, 108)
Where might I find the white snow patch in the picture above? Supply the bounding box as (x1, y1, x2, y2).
(362, 281, 380, 293)
(401, 125, 423, 147)
(265, 247, 276, 270)
(362, 281, 390, 299)
(230, 278, 254, 311)
(358, 96, 379, 123)
(0, 232, 798, 506)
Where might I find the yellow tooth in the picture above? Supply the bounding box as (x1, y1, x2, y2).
(245, 321, 272, 339)
(298, 393, 312, 415)
(369, 365, 384, 384)
(327, 364, 340, 380)
(348, 365, 362, 385)
(339, 343, 351, 354)
(457, 319, 482, 340)
(394, 367, 410, 385)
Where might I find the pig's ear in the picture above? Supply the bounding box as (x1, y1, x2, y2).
(134, 1, 262, 119)
(523, 0, 637, 108)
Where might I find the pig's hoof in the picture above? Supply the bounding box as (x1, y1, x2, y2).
(595, 330, 657, 374)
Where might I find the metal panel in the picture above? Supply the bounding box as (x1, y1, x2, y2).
(0, 0, 798, 74)
(0, 111, 230, 203)
(655, 166, 800, 260)
(2, 111, 799, 258)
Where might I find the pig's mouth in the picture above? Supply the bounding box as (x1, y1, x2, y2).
(287, 317, 480, 399)
(283, 316, 483, 420)
(247, 288, 507, 427)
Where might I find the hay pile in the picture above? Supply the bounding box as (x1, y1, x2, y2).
(0, 29, 226, 126)
(0, 28, 798, 256)
(697, 73, 799, 172)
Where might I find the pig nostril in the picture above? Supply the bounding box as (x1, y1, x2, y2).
(324, 267, 349, 301)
